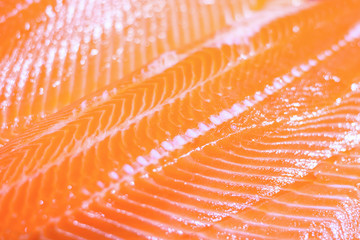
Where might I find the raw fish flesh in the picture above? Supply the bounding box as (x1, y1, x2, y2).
(1, 0, 360, 239)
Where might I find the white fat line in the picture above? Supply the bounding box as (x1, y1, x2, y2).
(208, 1, 312, 48)
(121, 22, 360, 175)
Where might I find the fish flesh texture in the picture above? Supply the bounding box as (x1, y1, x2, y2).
(2, 0, 360, 239)
(0, 0, 272, 145)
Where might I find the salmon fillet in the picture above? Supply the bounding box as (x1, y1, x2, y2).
(1, 0, 360, 239)
(0, 0, 275, 145)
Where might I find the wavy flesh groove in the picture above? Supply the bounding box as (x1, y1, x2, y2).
(0, 0, 276, 145)
(2, 0, 360, 239)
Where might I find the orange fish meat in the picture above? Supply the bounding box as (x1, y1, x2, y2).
(0, 0, 270, 144)
(1, 0, 360, 239)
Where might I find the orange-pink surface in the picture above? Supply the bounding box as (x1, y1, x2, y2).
(1, 0, 360, 239)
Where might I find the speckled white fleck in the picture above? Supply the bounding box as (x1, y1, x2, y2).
(136, 156, 149, 166)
